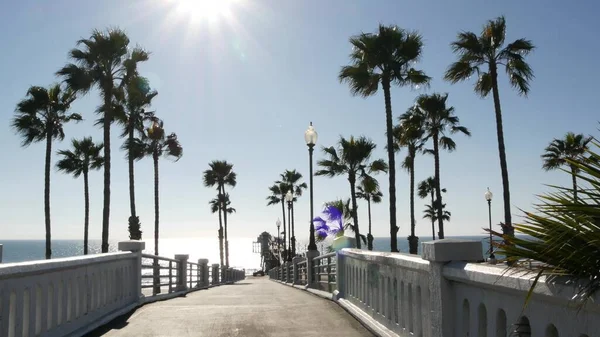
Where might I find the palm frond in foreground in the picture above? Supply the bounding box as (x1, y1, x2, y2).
(491, 143, 600, 305)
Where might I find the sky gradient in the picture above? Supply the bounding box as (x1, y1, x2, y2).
(1, 0, 598, 245)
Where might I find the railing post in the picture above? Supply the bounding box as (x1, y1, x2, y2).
(306, 250, 320, 288)
(422, 239, 483, 337)
(198, 259, 209, 288)
(0, 243, 3, 263)
(211, 263, 220, 285)
(292, 256, 302, 285)
(333, 251, 345, 300)
(175, 254, 189, 292)
(227, 268, 232, 283)
(118, 241, 146, 301)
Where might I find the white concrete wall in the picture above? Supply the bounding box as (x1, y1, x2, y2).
(0, 252, 140, 337)
(445, 262, 598, 337)
(337, 249, 432, 337)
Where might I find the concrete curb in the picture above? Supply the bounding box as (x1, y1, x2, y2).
(269, 279, 398, 337)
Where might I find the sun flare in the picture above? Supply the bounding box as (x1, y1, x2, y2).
(173, 0, 239, 21)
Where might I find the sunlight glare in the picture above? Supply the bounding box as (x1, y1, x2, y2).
(173, 0, 240, 21)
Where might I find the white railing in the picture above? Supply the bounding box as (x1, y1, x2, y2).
(338, 249, 431, 337)
(0, 251, 139, 337)
(268, 239, 600, 337)
(0, 241, 245, 337)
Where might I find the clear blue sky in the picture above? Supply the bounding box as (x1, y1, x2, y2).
(0, 0, 598, 242)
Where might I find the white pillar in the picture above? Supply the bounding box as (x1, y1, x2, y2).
(292, 256, 303, 285)
(198, 259, 209, 288)
(175, 254, 189, 292)
(211, 264, 220, 285)
(422, 239, 483, 337)
(118, 240, 146, 300)
(333, 251, 345, 300)
(306, 250, 320, 288)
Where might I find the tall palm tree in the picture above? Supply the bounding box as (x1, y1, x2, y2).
(266, 183, 288, 258)
(56, 137, 104, 255)
(203, 160, 237, 267)
(316, 136, 388, 249)
(277, 170, 307, 257)
(57, 28, 149, 253)
(542, 132, 593, 201)
(356, 176, 383, 250)
(210, 193, 237, 267)
(417, 176, 447, 240)
(423, 203, 451, 227)
(339, 24, 430, 252)
(118, 76, 158, 240)
(415, 93, 470, 239)
(394, 110, 426, 254)
(12, 84, 81, 259)
(130, 121, 183, 256)
(445, 16, 535, 238)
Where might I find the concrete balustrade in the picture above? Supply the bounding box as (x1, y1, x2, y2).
(0, 241, 245, 337)
(268, 239, 600, 337)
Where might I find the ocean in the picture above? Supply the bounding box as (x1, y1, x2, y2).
(0, 235, 495, 269)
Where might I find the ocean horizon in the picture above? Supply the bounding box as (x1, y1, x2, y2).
(0, 235, 494, 269)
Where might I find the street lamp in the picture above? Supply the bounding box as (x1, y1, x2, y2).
(276, 218, 281, 263)
(484, 187, 496, 263)
(285, 190, 295, 260)
(305, 122, 318, 251)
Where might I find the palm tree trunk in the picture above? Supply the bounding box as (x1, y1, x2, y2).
(490, 64, 513, 238)
(433, 134, 445, 239)
(291, 202, 296, 257)
(127, 125, 140, 240)
(409, 153, 418, 254)
(349, 174, 361, 249)
(430, 191, 436, 241)
(83, 170, 90, 255)
(382, 78, 398, 252)
(571, 166, 578, 202)
(281, 200, 287, 259)
(220, 185, 229, 268)
(44, 129, 52, 259)
(101, 85, 112, 253)
(367, 199, 373, 251)
(217, 201, 224, 268)
(153, 153, 159, 256)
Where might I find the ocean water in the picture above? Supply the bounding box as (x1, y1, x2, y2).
(0, 235, 496, 269)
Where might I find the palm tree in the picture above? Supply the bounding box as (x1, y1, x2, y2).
(203, 160, 237, 267)
(423, 203, 451, 226)
(542, 132, 593, 201)
(209, 192, 237, 265)
(415, 93, 470, 239)
(56, 137, 104, 255)
(445, 16, 535, 239)
(339, 24, 430, 252)
(316, 136, 388, 249)
(130, 121, 183, 256)
(356, 176, 383, 250)
(277, 170, 307, 257)
(417, 176, 447, 240)
(266, 183, 288, 258)
(394, 110, 426, 254)
(12, 84, 81, 259)
(118, 76, 158, 240)
(57, 28, 149, 253)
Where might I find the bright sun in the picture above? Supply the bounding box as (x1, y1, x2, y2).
(174, 0, 239, 20)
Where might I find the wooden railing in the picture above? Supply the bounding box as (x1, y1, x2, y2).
(141, 254, 179, 296)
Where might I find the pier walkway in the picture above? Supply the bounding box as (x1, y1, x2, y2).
(91, 277, 372, 337)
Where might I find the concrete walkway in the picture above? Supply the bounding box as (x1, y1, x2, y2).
(89, 277, 374, 337)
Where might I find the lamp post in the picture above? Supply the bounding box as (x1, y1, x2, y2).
(285, 190, 295, 259)
(276, 218, 281, 263)
(484, 187, 496, 263)
(305, 122, 318, 251)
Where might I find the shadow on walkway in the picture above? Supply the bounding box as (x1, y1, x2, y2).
(90, 277, 373, 337)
